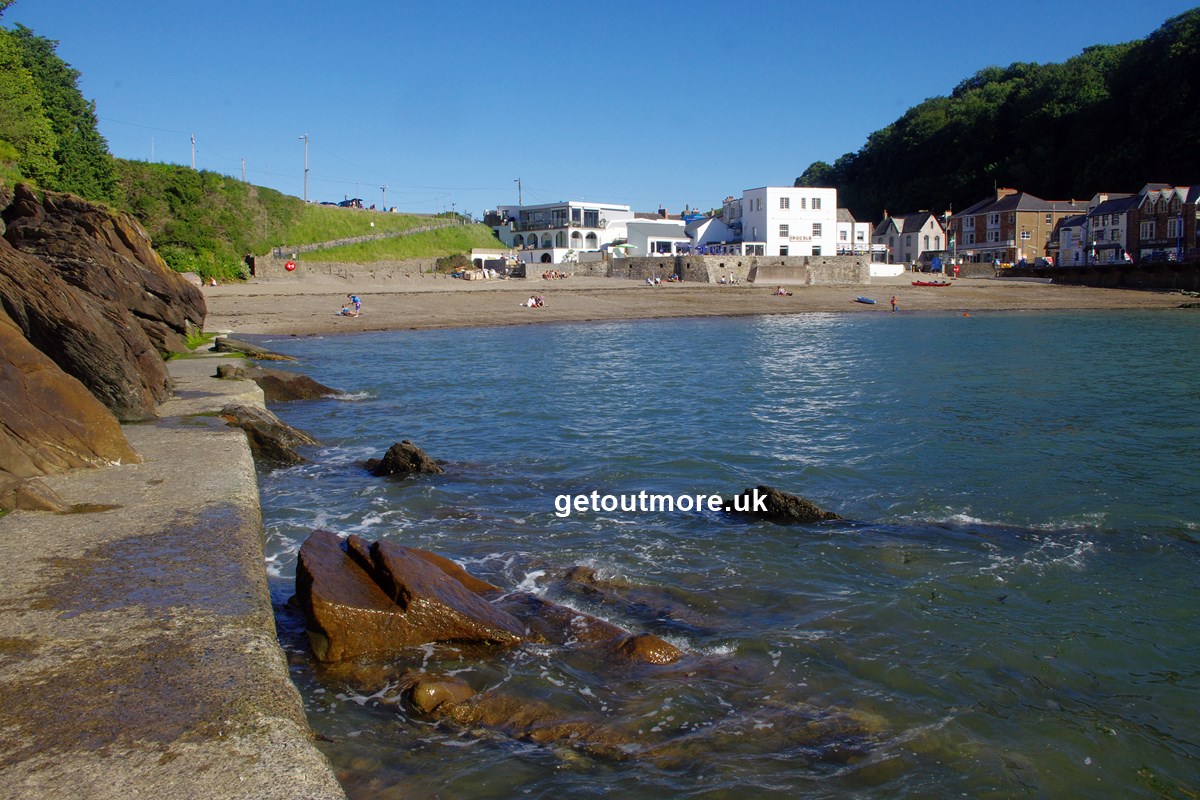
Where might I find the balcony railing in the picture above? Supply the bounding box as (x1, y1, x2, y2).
(510, 219, 601, 232)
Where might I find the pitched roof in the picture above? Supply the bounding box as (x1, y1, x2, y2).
(836, 208, 856, 223)
(954, 191, 1083, 217)
(1090, 194, 1139, 216)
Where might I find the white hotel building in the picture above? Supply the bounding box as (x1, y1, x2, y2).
(738, 187, 839, 257)
(489, 201, 635, 264)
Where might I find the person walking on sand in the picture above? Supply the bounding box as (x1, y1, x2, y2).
(891, 295, 898, 313)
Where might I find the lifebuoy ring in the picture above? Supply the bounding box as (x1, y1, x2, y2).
(285, 260, 297, 272)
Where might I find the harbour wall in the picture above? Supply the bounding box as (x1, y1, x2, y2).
(605, 255, 870, 285)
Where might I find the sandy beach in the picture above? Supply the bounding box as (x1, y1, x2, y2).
(201, 273, 1190, 336)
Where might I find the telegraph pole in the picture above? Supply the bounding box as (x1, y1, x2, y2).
(298, 134, 309, 202)
(241, 158, 246, 182)
(190, 133, 195, 169)
(514, 177, 522, 207)
(381, 185, 388, 210)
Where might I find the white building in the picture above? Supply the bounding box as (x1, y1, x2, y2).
(624, 219, 691, 257)
(835, 208, 872, 256)
(740, 187, 838, 257)
(489, 201, 635, 264)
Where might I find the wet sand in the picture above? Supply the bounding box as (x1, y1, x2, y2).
(201, 273, 1188, 336)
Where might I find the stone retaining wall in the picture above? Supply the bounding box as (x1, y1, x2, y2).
(606, 254, 869, 285)
(251, 255, 438, 280)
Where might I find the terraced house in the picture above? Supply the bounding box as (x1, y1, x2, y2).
(871, 211, 946, 264)
(948, 188, 1083, 266)
(1133, 183, 1198, 262)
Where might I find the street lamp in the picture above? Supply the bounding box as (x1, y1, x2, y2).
(298, 134, 309, 202)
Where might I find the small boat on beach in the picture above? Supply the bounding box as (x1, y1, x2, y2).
(912, 280, 951, 287)
(854, 296, 877, 305)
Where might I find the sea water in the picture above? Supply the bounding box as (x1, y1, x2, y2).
(257, 310, 1200, 799)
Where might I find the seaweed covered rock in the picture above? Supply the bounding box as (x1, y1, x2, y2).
(365, 440, 444, 477)
(728, 485, 841, 525)
(215, 363, 338, 402)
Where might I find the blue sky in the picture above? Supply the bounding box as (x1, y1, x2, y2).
(6, 0, 1197, 217)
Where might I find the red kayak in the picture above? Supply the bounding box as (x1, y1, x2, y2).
(912, 280, 951, 287)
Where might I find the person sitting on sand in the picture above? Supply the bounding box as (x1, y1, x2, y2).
(338, 305, 357, 316)
(774, 286, 791, 296)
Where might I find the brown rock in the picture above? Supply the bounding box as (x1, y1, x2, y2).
(2, 183, 205, 356)
(406, 675, 475, 715)
(729, 485, 842, 524)
(365, 440, 444, 477)
(295, 530, 416, 662)
(294, 531, 526, 663)
(368, 540, 525, 645)
(409, 548, 501, 594)
(613, 633, 682, 665)
(212, 337, 295, 361)
(214, 363, 338, 402)
(218, 404, 317, 465)
(0, 306, 140, 509)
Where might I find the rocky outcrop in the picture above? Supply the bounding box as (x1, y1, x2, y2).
(728, 485, 842, 524)
(294, 530, 526, 663)
(217, 404, 318, 466)
(365, 440, 444, 477)
(215, 364, 338, 402)
(0, 183, 206, 422)
(0, 304, 140, 508)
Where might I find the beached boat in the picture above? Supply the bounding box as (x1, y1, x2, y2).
(854, 296, 877, 304)
(912, 280, 951, 287)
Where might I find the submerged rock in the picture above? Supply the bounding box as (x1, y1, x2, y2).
(365, 440, 444, 477)
(218, 404, 318, 465)
(215, 363, 338, 403)
(727, 485, 841, 524)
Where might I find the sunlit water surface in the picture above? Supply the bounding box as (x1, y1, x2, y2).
(256, 310, 1200, 799)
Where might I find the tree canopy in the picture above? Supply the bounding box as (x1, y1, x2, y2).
(796, 8, 1200, 221)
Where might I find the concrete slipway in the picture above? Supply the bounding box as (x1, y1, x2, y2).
(0, 357, 346, 799)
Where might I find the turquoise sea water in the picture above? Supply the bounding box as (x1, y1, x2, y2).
(257, 310, 1200, 799)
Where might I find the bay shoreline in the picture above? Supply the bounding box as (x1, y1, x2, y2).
(202, 273, 1189, 338)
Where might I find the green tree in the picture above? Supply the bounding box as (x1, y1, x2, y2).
(8, 24, 114, 200)
(0, 29, 58, 185)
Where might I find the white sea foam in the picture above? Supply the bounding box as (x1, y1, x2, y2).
(515, 569, 546, 593)
(332, 391, 373, 401)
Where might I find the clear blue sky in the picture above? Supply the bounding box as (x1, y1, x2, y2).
(6, 0, 1197, 217)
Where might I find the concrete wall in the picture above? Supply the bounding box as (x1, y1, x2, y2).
(607, 254, 869, 285)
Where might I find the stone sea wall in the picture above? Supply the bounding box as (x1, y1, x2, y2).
(251, 254, 437, 280)
(607, 254, 870, 285)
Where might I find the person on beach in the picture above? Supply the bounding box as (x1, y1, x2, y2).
(891, 295, 898, 312)
(348, 294, 362, 314)
(338, 305, 357, 316)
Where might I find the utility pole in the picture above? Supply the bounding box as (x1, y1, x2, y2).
(381, 185, 388, 210)
(190, 133, 195, 169)
(452, 201, 456, 221)
(298, 134, 309, 202)
(241, 158, 246, 182)
(514, 177, 522, 207)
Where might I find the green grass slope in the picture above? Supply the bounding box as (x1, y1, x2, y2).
(112, 159, 447, 280)
(301, 224, 506, 263)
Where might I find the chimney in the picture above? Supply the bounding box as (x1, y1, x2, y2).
(996, 187, 1018, 201)
(658, 206, 668, 218)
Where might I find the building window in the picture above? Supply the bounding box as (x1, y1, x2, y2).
(905, 235, 912, 247)
(812, 197, 822, 210)
(889, 236, 895, 248)
(934, 235, 941, 249)
(1008, 213, 1016, 223)
(924, 235, 930, 249)
(1168, 218, 1180, 238)
(780, 197, 790, 209)
(856, 231, 864, 241)
(966, 233, 975, 245)
(988, 213, 999, 226)
(813, 246, 822, 256)
(840, 230, 848, 241)
(965, 218, 975, 230)
(779, 224, 789, 238)
(779, 246, 789, 256)
(813, 223, 822, 237)
(800, 197, 807, 209)
(1020, 230, 1031, 240)
(1141, 221, 1156, 239)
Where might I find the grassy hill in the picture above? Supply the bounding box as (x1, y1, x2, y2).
(112, 159, 472, 279)
(301, 223, 506, 263)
